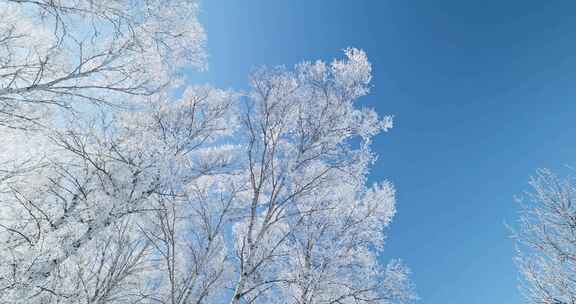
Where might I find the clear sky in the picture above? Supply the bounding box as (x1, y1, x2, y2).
(191, 1, 576, 303)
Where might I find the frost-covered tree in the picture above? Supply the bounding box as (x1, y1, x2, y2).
(226, 49, 413, 304)
(0, 85, 238, 303)
(0, 0, 205, 129)
(0, 1, 415, 303)
(0, 49, 415, 304)
(514, 169, 576, 304)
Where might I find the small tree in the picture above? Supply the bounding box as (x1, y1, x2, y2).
(514, 169, 576, 304)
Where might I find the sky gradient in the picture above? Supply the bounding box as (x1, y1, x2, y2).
(192, 1, 576, 303)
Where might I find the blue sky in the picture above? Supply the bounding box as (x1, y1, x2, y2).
(192, 1, 576, 303)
